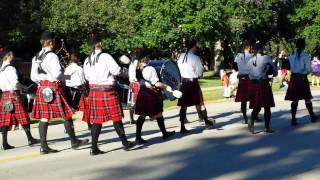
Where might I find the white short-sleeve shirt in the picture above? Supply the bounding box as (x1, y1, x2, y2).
(140, 66, 159, 87)
(64, 62, 86, 88)
(0, 62, 19, 91)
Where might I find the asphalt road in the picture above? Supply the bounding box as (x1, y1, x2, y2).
(0, 90, 320, 180)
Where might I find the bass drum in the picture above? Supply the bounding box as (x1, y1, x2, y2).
(147, 60, 181, 101)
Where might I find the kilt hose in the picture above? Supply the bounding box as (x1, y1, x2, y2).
(82, 84, 122, 124)
(129, 82, 140, 104)
(235, 79, 250, 102)
(135, 86, 163, 117)
(177, 79, 204, 107)
(285, 73, 313, 101)
(248, 79, 275, 109)
(0, 91, 30, 127)
(31, 80, 74, 120)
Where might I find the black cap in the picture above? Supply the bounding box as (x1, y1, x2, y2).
(41, 31, 54, 41)
(90, 34, 101, 45)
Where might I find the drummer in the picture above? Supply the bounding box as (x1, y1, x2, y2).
(0, 50, 39, 150)
(177, 39, 214, 133)
(134, 51, 177, 144)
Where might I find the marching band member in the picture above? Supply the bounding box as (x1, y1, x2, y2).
(83, 35, 136, 156)
(134, 51, 176, 144)
(0, 51, 39, 150)
(31, 32, 89, 154)
(177, 40, 214, 133)
(234, 42, 253, 124)
(247, 43, 276, 134)
(128, 58, 140, 125)
(285, 38, 318, 126)
(64, 53, 86, 110)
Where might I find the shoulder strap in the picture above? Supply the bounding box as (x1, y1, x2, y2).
(0, 64, 12, 72)
(87, 52, 103, 66)
(37, 50, 54, 74)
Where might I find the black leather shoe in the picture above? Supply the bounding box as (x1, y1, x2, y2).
(163, 131, 175, 140)
(135, 138, 147, 145)
(1, 144, 15, 150)
(311, 115, 318, 123)
(242, 117, 248, 124)
(180, 128, 190, 134)
(71, 139, 90, 149)
(40, 147, 59, 155)
(248, 121, 254, 134)
(291, 118, 299, 126)
(123, 141, 136, 151)
(130, 120, 137, 125)
(264, 128, 275, 134)
(28, 138, 40, 146)
(90, 148, 105, 156)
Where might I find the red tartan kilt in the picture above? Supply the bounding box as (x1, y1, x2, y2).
(31, 80, 74, 120)
(235, 79, 250, 102)
(0, 92, 29, 127)
(285, 74, 312, 101)
(79, 95, 89, 122)
(248, 80, 275, 109)
(129, 82, 140, 103)
(135, 86, 163, 117)
(84, 84, 122, 124)
(177, 80, 204, 107)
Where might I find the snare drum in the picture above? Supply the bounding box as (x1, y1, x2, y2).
(116, 83, 134, 110)
(147, 60, 181, 100)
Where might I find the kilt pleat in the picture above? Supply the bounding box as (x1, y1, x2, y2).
(177, 79, 204, 107)
(0, 92, 29, 127)
(248, 79, 275, 109)
(285, 74, 312, 101)
(135, 86, 163, 117)
(84, 84, 122, 124)
(235, 79, 250, 102)
(129, 82, 140, 104)
(31, 80, 74, 120)
(79, 95, 89, 122)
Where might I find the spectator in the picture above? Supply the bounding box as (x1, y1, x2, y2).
(311, 56, 320, 87)
(229, 68, 239, 98)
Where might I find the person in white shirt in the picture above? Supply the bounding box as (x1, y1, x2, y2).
(134, 51, 176, 144)
(247, 43, 276, 134)
(128, 57, 139, 124)
(31, 32, 88, 154)
(64, 53, 86, 110)
(177, 40, 214, 133)
(83, 35, 135, 155)
(0, 51, 39, 150)
(285, 38, 318, 126)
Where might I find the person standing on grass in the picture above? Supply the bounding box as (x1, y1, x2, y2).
(83, 35, 136, 156)
(31, 32, 89, 155)
(0, 50, 39, 150)
(177, 39, 214, 133)
(285, 38, 318, 126)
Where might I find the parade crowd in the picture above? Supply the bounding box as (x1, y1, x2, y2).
(0, 32, 318, 156)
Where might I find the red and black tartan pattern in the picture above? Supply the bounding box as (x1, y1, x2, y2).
(135, 86, 163, 117)
(83, 84, 122, 124)
(285, 74, 313, 101)
(177, 79, 204, 107)
(248, 79, 275, 109)
(31, 80, 74, 120)
(0, 92, 29, 127)
(235, 79, 250, 102)
(79, 95, 89, 122)
(129, 82, 140, 103)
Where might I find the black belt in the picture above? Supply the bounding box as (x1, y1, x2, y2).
(291, 73, 307, 77)
(238, 74, 249, 80)
(182, 78, 198, 82)
(2, 90, 20, 94)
